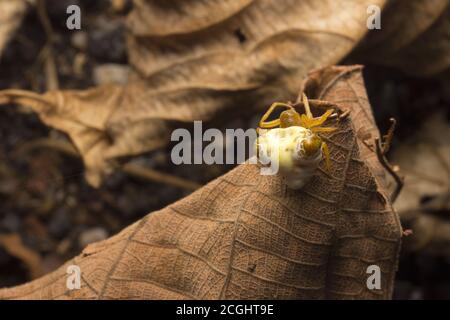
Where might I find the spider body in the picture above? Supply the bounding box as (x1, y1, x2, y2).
(255, 94, 336, 189)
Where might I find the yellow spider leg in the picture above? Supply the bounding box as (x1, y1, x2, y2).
(307, 109, 334, 128)
(259, 102, 294, 129)
(259, 119, 280, 129)
(300, 93, 335, 128)
(300, 109, 335, 129)
(299, 113, 314, 128)
(321, 142, 331, 171)
(310, 126, 337, 133)
(302, 93, 313, 119)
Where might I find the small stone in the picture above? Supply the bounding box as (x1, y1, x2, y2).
(0, 178, 18, 195)
(65, 195, 77, 208)
(88, 17, 126, 62)
(1, 213, 21, 232)
(110, 0, 131, 13)
(78, 227, 108, 248)
(71, 31, 88, 51)
(93, 64, 130, 85)
(48, 208, 72, 238)
(73, 53, 87, 77)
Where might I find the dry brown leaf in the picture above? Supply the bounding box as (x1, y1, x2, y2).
(352, 0, 450, 75)
(0, 233, 43, 279)
(393, 112, 450, 212)
(0, 66, 402, 300)
(399, 192, 450, 260)
(0, 0, 31, 58)
(390, 112, 450, 257)
(0, 86, 125, 186)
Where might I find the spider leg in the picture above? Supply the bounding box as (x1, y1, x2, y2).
(299, 114, 313, 128)
(321, 142, 331, 171)
(302, 93, 314, 119)
(300, 109, 335, 129)
(299, 94, 335, 129)
(310, 126, 337, 133)
(258, 119, 280, 129)
(258, 102, 294, 129)
(308, 109, 334, 127)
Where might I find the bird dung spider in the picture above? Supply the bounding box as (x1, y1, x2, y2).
(255, 93, 336, 189)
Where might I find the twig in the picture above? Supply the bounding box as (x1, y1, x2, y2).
(375, 137, 404, 203)
(0, 88, 55, 107)
(36, 0, 59, 90)
(13, 137, 79, 157)
(14, 138, 201, 191)
(381, 118, 396, 154)
(367, 118, 403, 203)
(122, 163, 200, 191)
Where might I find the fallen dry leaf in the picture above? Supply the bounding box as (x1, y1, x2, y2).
(0, 66, 402, 300)
(399, 191, 450, 260)
(393, 112, 450, 212)
(351, 0, 450, 76)
(390, 112, 450, 258)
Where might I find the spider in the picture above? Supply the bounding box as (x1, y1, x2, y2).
(257, 93, 336, 170)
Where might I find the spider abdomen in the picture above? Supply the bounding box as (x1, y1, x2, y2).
(255, 126, 323, 189)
